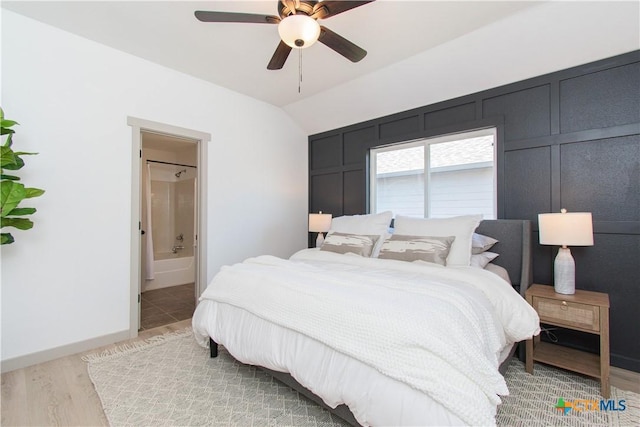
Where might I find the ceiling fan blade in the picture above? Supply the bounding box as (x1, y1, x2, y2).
(267, 41, 292, 70)
(311, 1, 375, 20)
(194, 11, 279, 24)
(318, 26, 367, 63)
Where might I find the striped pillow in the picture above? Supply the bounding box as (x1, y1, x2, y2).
(378, 234, 455, 265)
(320, 232, 380, 257)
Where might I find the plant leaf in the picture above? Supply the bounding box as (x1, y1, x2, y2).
(0, 128, 15, 136)
(7, 207, 36, 216)
(0, 181, 26, 217)
(1, 217, 33, 230)
(1, 174, 21, 181)
(3, 133, 13, 148)
(24, 187, 45, 198)
(4, 133, 13, 147)
(2, 155, 24, 171)
(1, 232, 15, 245)
(1, 146, 19, 168)
(1, 119, 18, 128)
(2, 156, 24, 171)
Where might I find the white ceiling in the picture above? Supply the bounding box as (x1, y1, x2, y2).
(3, 1, 639, 135)
(2, 1, 539, 104)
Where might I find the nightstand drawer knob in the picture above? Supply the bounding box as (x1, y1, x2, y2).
(561, 301, 568, 309)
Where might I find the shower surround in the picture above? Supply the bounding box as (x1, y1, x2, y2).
(144, 161, 196, 291)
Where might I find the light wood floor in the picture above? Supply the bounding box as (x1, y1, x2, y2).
(2, 319, 638, 426)
(1, 319, 191, 427)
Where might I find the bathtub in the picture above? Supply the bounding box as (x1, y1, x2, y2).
(145, 254, 195, 291)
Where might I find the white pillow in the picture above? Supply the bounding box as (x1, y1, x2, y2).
(393, 214, 482, 266)
(472, 233, 499, 254)
(470, 251, 499, 268)
(329, 211, 393, 257)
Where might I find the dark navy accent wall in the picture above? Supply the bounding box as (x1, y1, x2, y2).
(308, 51, 640, 372)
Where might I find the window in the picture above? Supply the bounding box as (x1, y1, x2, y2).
(370, 128, 496, 219)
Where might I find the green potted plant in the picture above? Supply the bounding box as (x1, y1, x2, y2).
(1, 107, 45, 244)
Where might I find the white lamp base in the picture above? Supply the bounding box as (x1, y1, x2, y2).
(554, 247, 575, 294)
(315, 232, 325, 248)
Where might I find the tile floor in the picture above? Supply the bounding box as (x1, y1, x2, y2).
(140, 283, 196, 330)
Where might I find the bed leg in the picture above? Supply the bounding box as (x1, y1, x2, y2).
(209, 337, 218, 358)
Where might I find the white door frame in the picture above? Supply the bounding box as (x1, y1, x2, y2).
(127, 117, 210, 337)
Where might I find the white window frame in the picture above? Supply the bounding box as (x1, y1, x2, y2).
(369, 127, 497, 218)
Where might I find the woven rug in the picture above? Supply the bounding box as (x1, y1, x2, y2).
(84, 328, 639, 426)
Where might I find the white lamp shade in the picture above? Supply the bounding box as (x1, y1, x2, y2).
(278, 15, 320, 49)
(538, 211, 594, 246)
(309, 212, 332, 233)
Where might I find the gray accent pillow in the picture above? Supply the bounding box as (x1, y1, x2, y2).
(378, 235, 455, 265)
(470, 251, 499, 268)
(320, 232, 380, 257)
(393, 215, 481, 266)
(472, 232, 499, 254)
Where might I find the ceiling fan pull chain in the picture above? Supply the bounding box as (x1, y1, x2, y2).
(298, 48, 302, 93)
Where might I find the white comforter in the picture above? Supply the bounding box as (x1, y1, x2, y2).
(194, 249, 540, 426)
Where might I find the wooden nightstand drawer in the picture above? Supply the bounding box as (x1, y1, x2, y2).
(526, 284, 610, 398)
(533, 296, 599, 332)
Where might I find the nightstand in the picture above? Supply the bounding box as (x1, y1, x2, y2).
(525, 284, 610, 398)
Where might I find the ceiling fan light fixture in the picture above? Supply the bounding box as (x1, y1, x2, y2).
(278, 14, 320, 49)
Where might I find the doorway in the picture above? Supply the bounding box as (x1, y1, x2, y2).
(128, 117, 210, 337)
(140, 132, 197, 329)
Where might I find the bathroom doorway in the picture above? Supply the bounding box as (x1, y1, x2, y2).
(128, 117, 210, 336)
(140, 132, 198, 329)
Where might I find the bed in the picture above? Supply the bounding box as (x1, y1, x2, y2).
(192, 214, 540, 426)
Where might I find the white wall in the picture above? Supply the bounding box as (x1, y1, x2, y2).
(285, 1, 640, 135)
(0, 11, 308, 364)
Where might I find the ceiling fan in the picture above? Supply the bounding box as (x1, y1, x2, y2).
(195, 1, 375, 70)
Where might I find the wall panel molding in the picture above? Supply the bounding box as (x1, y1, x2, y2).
(308, 50, 640, 371)
(505, 123, 640, 151)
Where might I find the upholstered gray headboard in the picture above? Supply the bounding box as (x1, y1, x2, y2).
(475, 219, 533, 297)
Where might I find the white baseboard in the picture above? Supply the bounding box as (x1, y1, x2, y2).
(1, 329, 132, 373)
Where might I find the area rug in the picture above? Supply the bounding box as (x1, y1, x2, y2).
(84, 328, 639, 427)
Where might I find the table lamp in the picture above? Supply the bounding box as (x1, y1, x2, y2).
(538, 209, 593, 294)
(308, 211, 332, 248)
